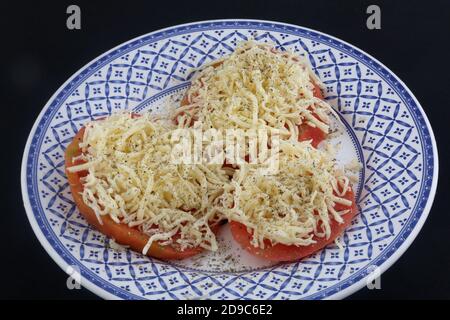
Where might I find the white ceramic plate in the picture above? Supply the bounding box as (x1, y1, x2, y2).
(21, 19, 438, 300)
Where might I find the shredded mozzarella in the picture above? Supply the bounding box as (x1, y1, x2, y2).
(221, 140, 352, 248)
(174, 40, 338, 141)
(66, 113, 232, 254)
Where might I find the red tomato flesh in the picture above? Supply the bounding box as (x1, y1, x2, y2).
(297, 83, 327, 148)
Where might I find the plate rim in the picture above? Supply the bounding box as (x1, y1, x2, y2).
(21, 18, 439, 300)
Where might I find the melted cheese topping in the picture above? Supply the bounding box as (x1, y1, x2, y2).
(175, 41, 336, 141)
(66, 113, 231, 254)
(222, 140, 352, 248)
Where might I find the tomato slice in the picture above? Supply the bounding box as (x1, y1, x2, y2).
(230, 187, 358, 262)
(64, 122, 213, 260)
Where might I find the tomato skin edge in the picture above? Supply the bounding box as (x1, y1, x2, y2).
(64, 125, 205, 260)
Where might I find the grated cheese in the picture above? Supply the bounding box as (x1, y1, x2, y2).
(66, 113, 232, 254)
(174, 40, 338, 141)
(221, 140, 352, 248)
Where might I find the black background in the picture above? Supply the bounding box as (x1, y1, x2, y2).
(1, 0, 449, 299)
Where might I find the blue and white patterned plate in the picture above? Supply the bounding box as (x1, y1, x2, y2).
(21, 20, 438, 300)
